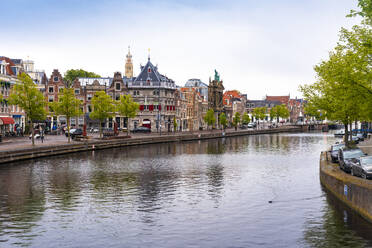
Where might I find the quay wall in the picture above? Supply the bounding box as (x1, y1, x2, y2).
(320, 151, 372, 223)
(0, 127, 301, 165)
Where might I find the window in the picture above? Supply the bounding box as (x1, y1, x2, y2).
(48, 87, 54, 93)
(59, 87, 64, 93)
(87, 94, 92, 101)
(146, 79, 150, 85)
(116, 83, 121, 90)
(148, 68, 151, 73)
(115, 95, 120, 101)
(53, 76, 59, 82)
(48, 96, 54, 102)
(75, 88, 80, 94)
(133, 90, 140, 96)
(88, 105, 92, 112)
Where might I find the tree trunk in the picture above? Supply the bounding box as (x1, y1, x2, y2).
(349, 122, 353, 144)
(344, 123, 349, 147)
(99, 121, 103, 139)
(127, 117, 130, 136)
(31, 122, 35, 146)
(67, 117, 71, 143)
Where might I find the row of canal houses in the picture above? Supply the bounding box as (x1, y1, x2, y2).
(0, 50, 306, 135)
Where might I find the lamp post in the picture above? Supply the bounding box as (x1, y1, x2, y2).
(158, 81, 162, 136)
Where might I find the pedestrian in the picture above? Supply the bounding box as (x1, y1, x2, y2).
(41, 131, 44, 143)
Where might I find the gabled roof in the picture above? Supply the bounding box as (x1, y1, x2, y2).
(266, 95, 290, 104)
(134, 59, 161, 83)
(0, 56, 16, 75)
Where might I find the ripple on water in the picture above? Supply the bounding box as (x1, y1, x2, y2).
(0, 132, 371, 247)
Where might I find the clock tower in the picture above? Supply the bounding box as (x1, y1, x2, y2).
(125, 46, 133, 78)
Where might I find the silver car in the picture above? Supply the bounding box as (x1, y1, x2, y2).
(351, 156, 372, 179)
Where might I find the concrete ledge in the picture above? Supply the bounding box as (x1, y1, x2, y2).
(320, 151, 372, 223)
(0, 127, 301, 165)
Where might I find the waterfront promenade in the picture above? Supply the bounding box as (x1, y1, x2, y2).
(0, 126, 301, 164)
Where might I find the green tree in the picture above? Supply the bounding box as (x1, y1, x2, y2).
(49, 88, 83, 143)
(232, 112, 241, 131)
(9, 73, 46, 146)
(270, 104, 290, 123)
(348, 0, 372, 25)
(252, 107, 267, 125)
(242, 112, 250, 125)
(173, 116, 178, 132)
(204, 109, 216, 130)
(303, 103, 325, 121)
(90, 91, 116, 138)
(64, 69, 101, 83)
(116, 94, 139, 136)
(300, 24, 372, 146)
(219, 112, 227, 130)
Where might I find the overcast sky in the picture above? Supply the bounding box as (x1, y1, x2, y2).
(2, 0, 361, 99)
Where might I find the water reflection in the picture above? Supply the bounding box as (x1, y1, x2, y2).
(0, 164, 46, 246)
(0, 132, 371, 247)
(304, 186, 372, 247)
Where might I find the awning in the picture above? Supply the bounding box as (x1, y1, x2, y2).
(0, 117, 15, 125)
(143, 121, 151, 124)
(12, 115, 22, 118)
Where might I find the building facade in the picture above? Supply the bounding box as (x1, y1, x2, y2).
(127, 56, 177, 132)
(0, 56, 23, 133)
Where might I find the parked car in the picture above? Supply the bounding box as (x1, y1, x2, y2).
(65, 128, 83, 138)
(131, 126, 151, 133)
(351, 156, 372, 179)
(338, 147, 366, 173)
(330, 143, 345, 163)
(351, 135, 359, 144)
(240, 125, 248, 129)
(334, 130, 345, 137)
(355, 133, 365, 141)
(247, 122, 256, 128)
(29, 133, 40, 139)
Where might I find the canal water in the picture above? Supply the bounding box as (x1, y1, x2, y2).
(1, 132, 372, 247)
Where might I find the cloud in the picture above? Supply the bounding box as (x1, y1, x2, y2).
(1, 0, 361, 99)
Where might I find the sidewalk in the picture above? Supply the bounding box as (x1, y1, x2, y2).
(0, 125, 289, 153)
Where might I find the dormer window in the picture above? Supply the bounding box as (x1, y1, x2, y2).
(146, 79, 150, 85)
(148, 68, 151, 73)
(53, 76, 59, 82)
(116, 83, 121, 90)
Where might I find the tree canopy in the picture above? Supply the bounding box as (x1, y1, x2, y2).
(300, 3, 372, 146)
(90, 91, 116, 138)
(252, 107, 267, 122)
(242, 112, 250, 125)
(50, 88, 83, 142)
(116, 94, 139, 136)
(204, 109, 216, 130)
(232, 112, 241, 130)
(9, 73, 46, 145)
(219, 113, 227, 130)
(64, 69, 101, 83)
(270, 105, 290, 122)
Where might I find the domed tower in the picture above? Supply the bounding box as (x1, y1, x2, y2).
(125, 46, 133, 78)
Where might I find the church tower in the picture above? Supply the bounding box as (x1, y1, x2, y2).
(125, 46, 133, 78)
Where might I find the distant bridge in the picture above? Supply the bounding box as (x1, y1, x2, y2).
(293, 123, 329, 132)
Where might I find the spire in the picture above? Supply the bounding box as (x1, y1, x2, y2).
(148, 48, 151, 61)
(125, 45, 133, 78)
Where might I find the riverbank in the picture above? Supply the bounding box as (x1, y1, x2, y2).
(320, 151, 372, 223)
(0, 126, 301, 165)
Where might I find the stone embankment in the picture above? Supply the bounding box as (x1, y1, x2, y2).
(0, 127, 300, 165)
(320, 151, 372, 223)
